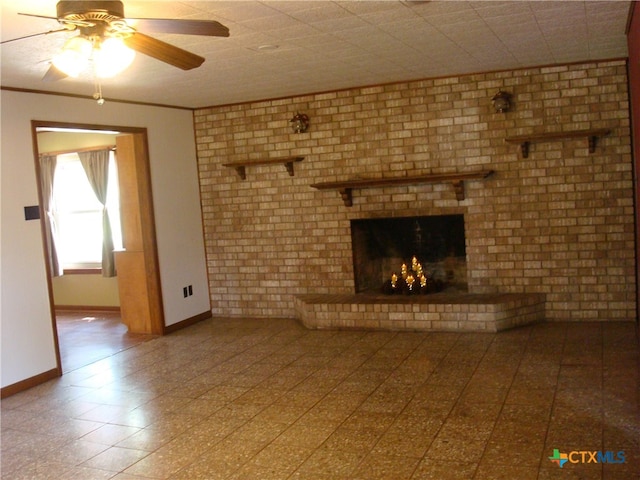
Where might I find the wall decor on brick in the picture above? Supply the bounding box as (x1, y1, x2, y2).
(194, 59, 635, 322)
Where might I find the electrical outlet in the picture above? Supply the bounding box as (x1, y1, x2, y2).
(183, 287, 188, 298)
(188, 285, 193, 296)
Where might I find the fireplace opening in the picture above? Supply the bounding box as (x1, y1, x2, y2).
(351, 214, 467, 294)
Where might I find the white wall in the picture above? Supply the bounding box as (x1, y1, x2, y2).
(1, 90, 210, 389)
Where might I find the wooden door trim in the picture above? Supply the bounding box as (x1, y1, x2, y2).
(115, 133, 165, 334)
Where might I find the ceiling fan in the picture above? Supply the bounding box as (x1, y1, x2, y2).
(2, 0, 230, 81)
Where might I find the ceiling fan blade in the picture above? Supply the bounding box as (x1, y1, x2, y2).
(127, 18, 229, 37)
(123, 32, 205, 70)
(17, 12, 59, 21)
(0, 28, 70, 45)
(17, 11, 94, 29)
(42, 64, 68, 82)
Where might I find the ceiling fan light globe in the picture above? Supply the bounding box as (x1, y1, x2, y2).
(94, 37, 135, 78)
(51, 36, 92, 77)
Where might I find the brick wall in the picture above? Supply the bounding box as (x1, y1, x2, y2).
(194, 60, 635, 321)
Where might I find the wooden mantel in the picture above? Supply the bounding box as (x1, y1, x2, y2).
(505, 128, 610, 158)
(310, 170, 494, 206)
(223, 156, 304, 179)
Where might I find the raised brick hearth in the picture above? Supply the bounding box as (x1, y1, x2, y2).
(295, 293, 546, 332)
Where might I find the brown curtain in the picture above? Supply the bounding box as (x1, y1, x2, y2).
(39, 154, 63, 277)
(78, 149, 116, 277)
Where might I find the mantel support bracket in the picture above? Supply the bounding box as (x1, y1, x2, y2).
(233, 166, 247, 180)
(284, 161, 296, 176)
(451, 180, 464, 201)
(339, 188, 353, 207)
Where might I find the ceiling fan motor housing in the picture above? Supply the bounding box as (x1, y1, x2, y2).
(56, 1, 125, 24)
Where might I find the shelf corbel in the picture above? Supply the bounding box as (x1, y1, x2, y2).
(339, 188, 353, 207)
(232, 166, 247, 180)
(284, 160, 296, 176)
(451, 180, 465, 201)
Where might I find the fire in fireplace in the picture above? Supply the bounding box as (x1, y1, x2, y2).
(350, 214, 467, 294)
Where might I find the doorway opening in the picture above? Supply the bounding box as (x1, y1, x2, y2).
(32, 121, 163, 373)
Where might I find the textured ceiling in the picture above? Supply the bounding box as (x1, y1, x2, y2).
(0, 1, 632, 109)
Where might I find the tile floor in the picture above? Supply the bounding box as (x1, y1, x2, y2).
(56, 311, 154, 372)
(1, 318, 638, 479)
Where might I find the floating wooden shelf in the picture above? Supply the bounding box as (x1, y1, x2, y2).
(310, 170, 494, 206)
(504, 128, 610, 158)
(223, 156, 304, 179)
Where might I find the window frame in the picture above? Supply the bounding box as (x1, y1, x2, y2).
(48, 149, 122, 272)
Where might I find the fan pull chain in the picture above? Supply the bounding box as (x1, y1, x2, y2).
(92, 68, 105, 105)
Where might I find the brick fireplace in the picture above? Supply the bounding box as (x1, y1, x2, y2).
(195, 59, 635, 325)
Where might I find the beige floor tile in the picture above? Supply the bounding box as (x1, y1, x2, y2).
(273, 422, 336, 449)
(170, 458, 237, 480)
(480, 436, 545, 467)
(373, 430, 436, 458)
(227, 464, 293, 480)
(346, 406, 398, 427)
(124, 451, 193, 478)
(80, 404, 154, 429)
(1, 429, 52, 451)
(252, 402, 308, 424)
(225, 418, 289, 445)
(244, 442, 313, 475)
(111, 473, 155, 479)
(203, 437, 266, 470)
(411, 459, 478, 479)
(1, 319, 638, 480)
(115, 427, 177, 452)
(80, 423, 142, 446)
(0, 451, 34, 478)
(64, 466, 121, 479)
(498, 403, 552, 423)
(352, 453, 421, 479)
(602, 461, 640, 480)
(81, 445, 149, 472)
(322, 425, 380, 454)
(296, 405, 352, 428)
(189, 414, 250, 440)
(0, 408, 40, 430)
(474, 464, 539, 480)
(47, 438, 110, 466)
(538, 465, 604, 479)
(4, 459, 75, 480)
(506, 384, 557, 406)
(144, 412, 208, 438)
(295, 446, 366, 478)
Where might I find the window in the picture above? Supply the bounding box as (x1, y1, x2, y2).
(53, 152, 123, 270)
